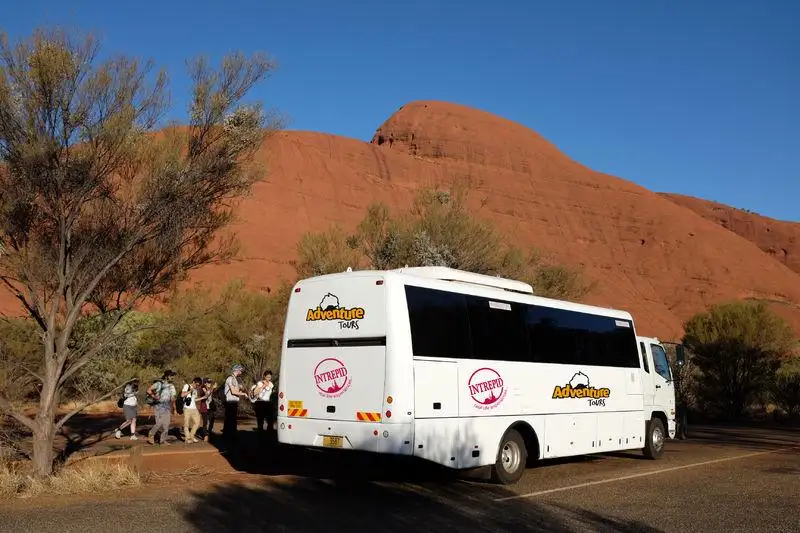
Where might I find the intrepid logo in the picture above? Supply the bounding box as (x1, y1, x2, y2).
(313, 357, 352, 398)
(306, 293, 365, 330)
(552, 372, 611, 407)
(468, 367, 507, 410)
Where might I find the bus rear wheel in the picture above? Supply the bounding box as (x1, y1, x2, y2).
(491, 428, 527, 485)
(643, 417, 666, 459)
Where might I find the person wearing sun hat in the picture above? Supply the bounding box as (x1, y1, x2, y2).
(222, 363, 249, 443)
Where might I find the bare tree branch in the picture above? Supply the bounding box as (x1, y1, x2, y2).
(0, 394, 35, 432)
(55, 378, 133, 430)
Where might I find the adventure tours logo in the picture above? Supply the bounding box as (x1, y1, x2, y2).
(468, 367, 507, 410)
(313, 357, 352, 398)
(552, 372, 611, 407)
(306, 293, 365, 330)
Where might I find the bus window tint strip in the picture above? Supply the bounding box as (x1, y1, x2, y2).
(404, 285, 640, 368)
(287, 337, 387, 348)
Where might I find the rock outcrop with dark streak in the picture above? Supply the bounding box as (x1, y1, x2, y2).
(660, 193, 800, 276)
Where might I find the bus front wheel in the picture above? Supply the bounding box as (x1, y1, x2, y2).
(643, 417, 666, 459)
(491, 428, 527, 484)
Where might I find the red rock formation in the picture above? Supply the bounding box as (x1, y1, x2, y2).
(659, 193, 800, 276)
(3, 101, 799, 341)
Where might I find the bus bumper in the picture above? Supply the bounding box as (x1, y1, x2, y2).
(277, 416, 414, 456)
(667, 417, 676, 439)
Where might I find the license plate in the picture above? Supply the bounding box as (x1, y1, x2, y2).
(288, 400, 303, 410)
(322, 435, 343, 448)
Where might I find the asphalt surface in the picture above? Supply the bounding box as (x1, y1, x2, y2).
(1, 425, 798, 533)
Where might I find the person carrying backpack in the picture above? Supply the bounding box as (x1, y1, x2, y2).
(146, 370, 177, 446)
(180, 377, 203, 444)
(114, 379, 139, 440)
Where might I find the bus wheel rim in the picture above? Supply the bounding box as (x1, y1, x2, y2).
(501, 440, 521, 474)
(653, 425, 664, 451)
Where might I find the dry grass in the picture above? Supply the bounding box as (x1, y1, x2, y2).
(57, 399, 122, 415)
(0, 458, 140, 500)
(15, 399, 134, 418)
(142, 464, 215, 485)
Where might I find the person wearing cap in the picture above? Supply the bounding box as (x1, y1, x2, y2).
(223, 364, 249, 443)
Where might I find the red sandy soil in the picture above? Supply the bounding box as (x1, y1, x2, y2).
(1, 100, 799, 340)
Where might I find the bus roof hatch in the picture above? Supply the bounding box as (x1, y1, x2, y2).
(392, 266, 535, 295)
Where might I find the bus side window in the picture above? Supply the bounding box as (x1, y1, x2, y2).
(639, 342, 650, 373)
(405, 285, 472, 359)
(650, 344, 671, 381)
(465, 295, 529, 362)
(525, 306, 639, 368)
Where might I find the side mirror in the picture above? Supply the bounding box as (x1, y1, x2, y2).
(676, 344, 686, 367)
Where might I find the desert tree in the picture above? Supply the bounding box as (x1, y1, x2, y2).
(771, 357, 800, 419)
(0, 27, 281, 476)
(682, 301, 795, 420)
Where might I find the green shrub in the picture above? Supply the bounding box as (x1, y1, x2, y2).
(294, 184, 593, 301)
(682, 301, 796, 420)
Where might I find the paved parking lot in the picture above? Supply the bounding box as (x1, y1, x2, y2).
(1, 425, 798, 532)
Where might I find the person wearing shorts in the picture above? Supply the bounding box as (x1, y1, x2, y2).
(115, 379, 139, 440)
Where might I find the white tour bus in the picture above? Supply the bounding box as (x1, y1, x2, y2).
(276, 266, 680, 484)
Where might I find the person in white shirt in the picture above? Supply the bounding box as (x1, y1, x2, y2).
(181, 377, 203, 444)
(222, 364, 249, 443)
(252, 370, 274, 435)
(115, 379, 139, 440)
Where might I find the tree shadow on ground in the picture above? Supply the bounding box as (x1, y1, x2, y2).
(180, 473, 663, 533)
(57, 413, 187, 461)
(683, 424, 799, 451)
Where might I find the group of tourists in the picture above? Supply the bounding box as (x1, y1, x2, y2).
(112, 364, 276, 446)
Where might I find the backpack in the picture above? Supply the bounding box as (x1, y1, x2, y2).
(146, 380, 177, 410)
(118, 382, 137, 409)
(216, 382, 227, 402)
(145, 380, 162, 406)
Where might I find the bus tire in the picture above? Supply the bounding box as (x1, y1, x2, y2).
(491, 428, 527, 484)
(643, 417, 666, 459)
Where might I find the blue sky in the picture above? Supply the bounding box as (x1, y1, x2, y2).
(4, 0, 798, 221)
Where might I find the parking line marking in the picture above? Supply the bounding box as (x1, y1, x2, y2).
(494, 446, 797, 502)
